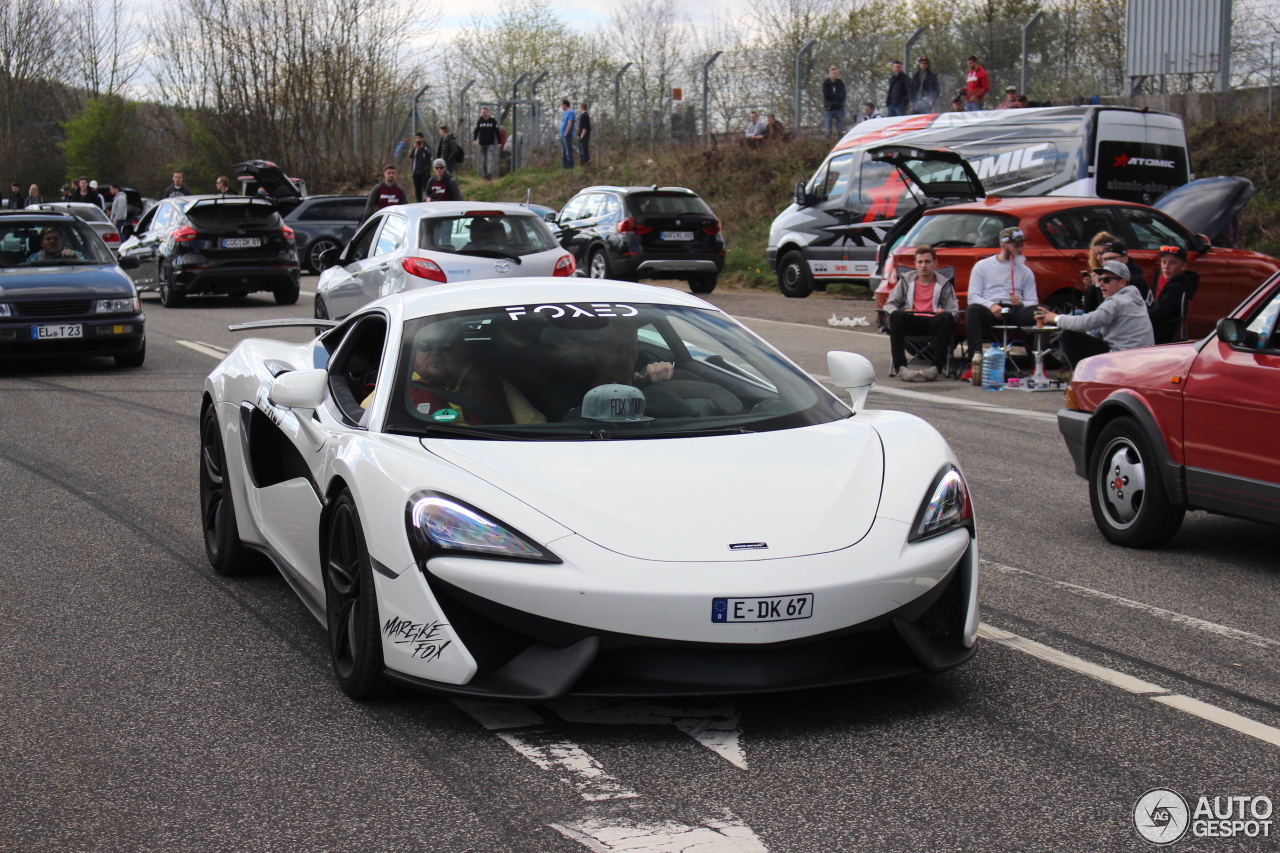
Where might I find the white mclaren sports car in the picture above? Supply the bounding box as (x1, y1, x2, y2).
(202, 279, 978, 699)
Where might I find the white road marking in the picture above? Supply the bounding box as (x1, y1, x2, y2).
(300, 289, 316, 296)
(549, 698, 747, 770)
(984, 560, 1280, 651)
(495, 731, 640, 801)
(979, 623, 1280, 750)
(551, 813, 769, 852)
(175, 340, 229, 359)
(810, 372, 1058, 423)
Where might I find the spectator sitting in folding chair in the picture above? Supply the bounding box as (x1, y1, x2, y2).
(884, 244, 959, 382)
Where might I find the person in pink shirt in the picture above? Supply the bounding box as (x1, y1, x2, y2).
(884, 245, 959, 381)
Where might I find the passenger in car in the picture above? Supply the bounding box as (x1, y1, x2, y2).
(408, 321, 545, 425)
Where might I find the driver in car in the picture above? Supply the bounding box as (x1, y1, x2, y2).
(408, 321, 545, 426)
(28, 227, 82, 261)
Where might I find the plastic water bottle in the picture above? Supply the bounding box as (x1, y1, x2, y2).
(982, 344, 1005, 390)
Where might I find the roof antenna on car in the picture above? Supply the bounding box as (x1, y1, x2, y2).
(523, 188, 531, 208)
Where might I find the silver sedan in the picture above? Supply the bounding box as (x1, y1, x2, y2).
(315, 202, 574, 320)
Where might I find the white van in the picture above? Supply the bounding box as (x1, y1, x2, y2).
(766, 106, 1190, 297)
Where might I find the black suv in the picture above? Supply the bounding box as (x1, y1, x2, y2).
(556, 186, 725, 293)
(119, 195, 300, 307)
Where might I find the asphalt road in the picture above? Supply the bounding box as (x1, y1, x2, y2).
(2, 280, 1278, 852)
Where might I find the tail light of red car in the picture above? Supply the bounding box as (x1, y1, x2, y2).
(553, 254, 576, 276)
(616, 217, 652, 234)
(701, 219, 722, 235)
(171, 226, 198, 243)
(402, 257, 447, 282)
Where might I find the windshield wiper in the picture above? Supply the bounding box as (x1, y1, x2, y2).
(459, 249, 523, 263)
(414, 423, 540, 441)
(593, 426, 754, 440)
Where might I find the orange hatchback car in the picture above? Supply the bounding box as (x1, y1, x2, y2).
(879, 148, 1277, 339)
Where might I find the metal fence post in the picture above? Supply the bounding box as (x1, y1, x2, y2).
(1021, 11, 1044, 97)
(412, 84, 430, 142)
(702, 51, 722, 146)
(795, 39, 817, 133)
(903, 27, 925, 74)
(530, 71, 549, 160)
(1270, 42, 1276, 123)
(510, 73, 529, 176)
(458, 80, 475, 138)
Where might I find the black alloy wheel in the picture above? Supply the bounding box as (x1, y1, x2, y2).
(322, 490, 390, 699)
(306, 238, 339, 275)
(159, 266, 185, 307)
(778, 251, 812, 298)
(688, 274, 718, 294)
(199, 405, 259, 575)
(1087, 416, 1185, 548)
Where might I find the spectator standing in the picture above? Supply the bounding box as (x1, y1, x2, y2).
(744, 111, 767, 145)
(950, 95, 965, 112)
(59, 184, 72, 201)
(822, 67, 847, 138)
(885, 61, 910, 117)
(436, 126, 463, 173)
(1036, 261, 1154, 366)
(1017, 94, 1030, 108)
(26, 184, 42, 206)
(964, 227, 1039, 356)
(362, 165, 406, 221)
(884, 245, 959, 382)
(996, 86, 1020, 109)
(162, 171, 191, 199)
(8, 183, 23, 209)
(72, 177, 104, 209)
(410, 132, 432, 202)
(394, 138, 410, 160)
(855, 102, 883, 124)
(559, 100, 576, 169)
(1149, 246, 1199, 343)
(109, 184, 128, 233)
(964, 55, 989, 111)
(215, 176, 233, 195)
(910, 57, 940, 114)
(577, 103, 591, 165)
(425, 159, 463, 202)
(472, 107, 501, 181)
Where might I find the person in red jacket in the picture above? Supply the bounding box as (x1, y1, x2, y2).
(964, 55, 989, 111)
(362, 165, 406, 221)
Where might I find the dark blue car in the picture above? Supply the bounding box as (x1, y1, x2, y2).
(0, 211, 146, 367)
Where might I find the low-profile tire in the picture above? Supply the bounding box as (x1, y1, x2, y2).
(115, 340, 145, 368)
(777, 251, 812, 298)
(1088, 416, 1185, 548)
(274, 279, 301, 305)
(323, 490, 390, 699)
(200, 405, 263, 576)
(688, 274, 718, 294)
(306, 238, 339, 275)
(158, 268, 185, 307)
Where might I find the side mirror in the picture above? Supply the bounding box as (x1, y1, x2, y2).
(269, 368, 328, 412)
(1217, 317, 1246, 345)
(794, 181, 809, 208)
(827, 351, 875, 412)
(117, 255, 140, 270)
(318, 248, 340, 270)
(1194, 233, 1212, 254)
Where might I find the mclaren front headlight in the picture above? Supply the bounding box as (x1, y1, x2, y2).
(405, 490, 559, 564)
(909, 465, 974, 542)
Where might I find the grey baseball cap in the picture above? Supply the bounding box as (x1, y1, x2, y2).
(1091, 259, 1131, 281)
(581, 384, 652, 422)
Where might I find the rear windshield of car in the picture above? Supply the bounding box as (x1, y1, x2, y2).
(185, 200, 281, 228)
(0, 219, 115, 267)
(899, 212, 1020, 249)
(419, 214, 558, 257)
(625, 193, 712, 216)
(382, 303, 848, 440)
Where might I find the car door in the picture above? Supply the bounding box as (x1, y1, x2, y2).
(119, 203, 167, 287)
(556, 194, 591, 260)
(322, 215, 385, 319)
(362, 213, 409, 299)
(1181, 282, 1280, 522)
(798, 152, 859, 280)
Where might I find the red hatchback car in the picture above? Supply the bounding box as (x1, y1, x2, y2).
(1058, 273, 1280, 547)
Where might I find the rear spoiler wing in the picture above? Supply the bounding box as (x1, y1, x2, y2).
(229, 318, 336, 332)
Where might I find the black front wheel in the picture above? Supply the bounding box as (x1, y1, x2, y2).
(199, 405, 262, 575)
(274, 279, 301, 305)
(158, 268, 185, 307)
(1088, 416, 1185, 548)
(323, 490, 390, 699)
(688, 274, 718, 294)
(778, 251, 812, 298)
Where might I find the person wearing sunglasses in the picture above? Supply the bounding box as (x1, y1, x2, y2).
(1036, 260, 1153, 367)
(425, 158, 463, 202)
(1149, 245, 1199, 344)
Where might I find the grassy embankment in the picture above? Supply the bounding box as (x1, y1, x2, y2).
(455, 137, 834, 291)
(1187, 118, 1280, 258)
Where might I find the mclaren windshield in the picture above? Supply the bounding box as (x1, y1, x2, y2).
(384, 302, 849, 439)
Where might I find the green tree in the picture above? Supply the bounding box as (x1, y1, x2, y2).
(60, 96, 139, 184)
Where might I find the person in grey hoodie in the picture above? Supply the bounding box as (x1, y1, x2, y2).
(1036, 260, 1153, 367)
(883, 244, 959, 381)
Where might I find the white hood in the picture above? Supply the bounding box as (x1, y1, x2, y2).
(423, 421, 884, 562)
